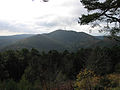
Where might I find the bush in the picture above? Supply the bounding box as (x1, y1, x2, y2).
(74, 69, 98, 90)
(74, 69, 120, 90)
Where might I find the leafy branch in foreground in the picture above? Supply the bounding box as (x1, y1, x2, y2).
(79, 0, 120, 41)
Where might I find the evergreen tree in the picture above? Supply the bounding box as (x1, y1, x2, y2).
(79, 0, 120, 24)
(79, 0, 120, 41)
(87, 47, 112, 75)
(0, 53, 9, 81)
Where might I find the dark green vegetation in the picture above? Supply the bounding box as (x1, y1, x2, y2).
(0, 30, 119, 51)
(79, 0, 120, 24)
(79, 0, 120, 41)
(0, 46, 120, 90)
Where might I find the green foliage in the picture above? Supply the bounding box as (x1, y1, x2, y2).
(24, 56, 43, 83)
(79, 0, 120, 40)
(115, 63, 120, 73)
(55, 71, 67, 82)
(18, 75, 32, 90)
(0, 53, 9, 81)
(4, 79, 18, 90)
(0, 46, 120, 90)
(79, 13, 101, 25)
(87, 47, 112, 75)
(80, 0, 120, 24)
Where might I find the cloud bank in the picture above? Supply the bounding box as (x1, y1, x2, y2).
(0, 0, 103, 36)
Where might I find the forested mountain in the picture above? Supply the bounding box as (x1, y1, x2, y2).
(93, 37, 120, 47)
(0, 30, 119, 51)
(45, 30, 100, 49)
(1, 30, 100, 51)
(4, 34, 67, 51)
(0, 34, 34, 49)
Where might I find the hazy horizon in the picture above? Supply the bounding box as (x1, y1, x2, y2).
(0, 29, 105, 36)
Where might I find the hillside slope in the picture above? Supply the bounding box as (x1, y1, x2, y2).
(45, 30, 100, 50)
(2, 30, 100, 51)
(0, 34, 34, 49)
(1, 30, 119, 51)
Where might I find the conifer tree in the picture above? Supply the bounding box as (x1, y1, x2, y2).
(79, 0, 120, 41)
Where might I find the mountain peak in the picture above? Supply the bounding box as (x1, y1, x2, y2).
(50, 29, 90, 35)
(1, 30, 117, 52)
(50, 29, 75, 33)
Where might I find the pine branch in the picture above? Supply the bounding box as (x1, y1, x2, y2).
(104, 14, 120, 23)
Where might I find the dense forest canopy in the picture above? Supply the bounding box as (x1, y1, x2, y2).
(0, 47, 120, 89)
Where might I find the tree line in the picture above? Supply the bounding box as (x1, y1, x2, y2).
(0, 46, 120, 90)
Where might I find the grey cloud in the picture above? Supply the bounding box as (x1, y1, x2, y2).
(59, 0, 87, 16)
(0, 21, 13, 30)
(34, 0, 86, 30)
(61, 0, 80, 7)
(36, 21, 59, 28)
(35, 15, 77, 30)
(0, 0, 90, 35)
(0, 20, 34, 33)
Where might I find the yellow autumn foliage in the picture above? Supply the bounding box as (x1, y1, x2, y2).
(74, 69, 99, 90)
(74, 69, 120, 90)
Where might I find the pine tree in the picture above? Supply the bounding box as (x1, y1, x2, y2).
(79, 0, 120, 41)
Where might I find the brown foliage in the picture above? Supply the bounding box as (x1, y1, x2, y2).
(50, 81, 74, 90)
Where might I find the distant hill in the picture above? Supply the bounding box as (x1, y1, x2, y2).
(95, 36, 104, 40)
(92, 37, 119, 47)
(0, 34, 35, 49)
(0, 30, 119, 51)
(4, 34, 67, 51)
(45, 30, 100, 50)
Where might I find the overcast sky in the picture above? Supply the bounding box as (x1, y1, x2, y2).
(0, 0, 104, 36)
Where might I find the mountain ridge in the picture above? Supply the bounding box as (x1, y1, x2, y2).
(0, 34, 35, 49)
(0, 30, 119, 51)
